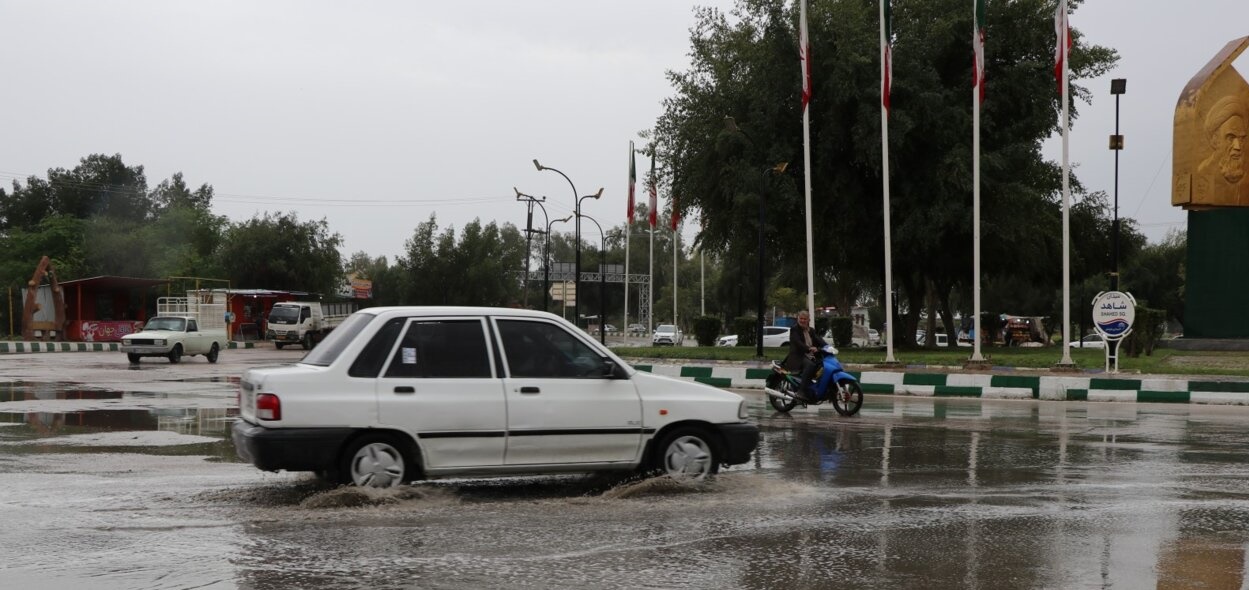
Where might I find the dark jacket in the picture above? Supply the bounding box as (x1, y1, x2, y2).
(784, 324, 827, 372)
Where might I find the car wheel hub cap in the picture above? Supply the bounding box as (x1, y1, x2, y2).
(665, 436, 711, 479)
(352, 444, 403, 488)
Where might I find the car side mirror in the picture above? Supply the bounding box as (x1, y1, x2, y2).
(603, 359, 627, 379)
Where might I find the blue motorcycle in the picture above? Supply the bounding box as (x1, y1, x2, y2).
(764, 345, 863, 416)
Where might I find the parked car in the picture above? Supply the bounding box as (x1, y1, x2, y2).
(1069, 333, 1107, 349)
(627, 323, 647, 335)
(652, 324, 683, 346)
(717, 326, 789, 348)
(232, 307, 759, 487)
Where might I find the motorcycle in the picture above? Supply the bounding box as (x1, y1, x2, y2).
(764, 344, 864, 416)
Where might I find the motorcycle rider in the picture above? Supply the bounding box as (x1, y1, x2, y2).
(784, 310, 827, 402)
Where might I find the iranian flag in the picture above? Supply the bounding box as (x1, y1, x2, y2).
(973, 0, 986, 103)
(799, 0, 812, 110)
(648, 153, 658, 227)
(882, 0, 892, 111)
(627, 141, 636, 224)
(1054, 0, 1070, 94)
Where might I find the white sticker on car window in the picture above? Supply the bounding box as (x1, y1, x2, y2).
(402, 347, 417, 364)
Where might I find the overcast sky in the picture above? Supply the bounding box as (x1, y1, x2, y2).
(1, 0, 1245, 262)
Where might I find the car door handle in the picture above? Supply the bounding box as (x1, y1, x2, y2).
(393, 386, 415, 394)
(519, 386, 540, 394)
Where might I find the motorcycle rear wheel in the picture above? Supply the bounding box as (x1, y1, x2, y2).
(832, 380, 864, 417)
(769, 377, 800, 413)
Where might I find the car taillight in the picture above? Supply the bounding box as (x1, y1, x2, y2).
(256, 393, 281, 421)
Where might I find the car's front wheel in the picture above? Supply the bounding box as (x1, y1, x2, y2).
(168, 344, 182, 364)
(653, 427, 720, 481)
(341, 434, 413, 488)
(206, 343, 220, 364)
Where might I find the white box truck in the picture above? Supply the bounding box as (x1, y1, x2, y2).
(267, 301, 354, 350)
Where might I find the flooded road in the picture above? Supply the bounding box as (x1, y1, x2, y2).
(4, 350, 1249, 589)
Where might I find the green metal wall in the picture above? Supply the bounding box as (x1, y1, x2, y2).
(1185, 209, 1249, 338)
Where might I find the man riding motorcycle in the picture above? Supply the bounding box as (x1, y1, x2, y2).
(784, 310, 827, 402)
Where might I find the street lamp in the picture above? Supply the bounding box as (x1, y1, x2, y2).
(1109, 78, 1126, 290)
(547, 215, 573, 317)
(534, 158, 602, 327)
(514, 187, 548, 308)
(581, 213, 607, 345)
(724, 115, 788, 358)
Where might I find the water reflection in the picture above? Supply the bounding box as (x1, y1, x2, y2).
(0, 381, 237, 439)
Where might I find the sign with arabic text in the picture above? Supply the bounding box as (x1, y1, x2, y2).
(1091, 291, 1136, 339)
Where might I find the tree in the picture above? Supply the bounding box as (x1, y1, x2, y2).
(216, 212, 344, 296)
(651, 0, 1119, 346)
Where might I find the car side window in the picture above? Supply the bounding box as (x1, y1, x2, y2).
(187, 320, 198, 332)
(349, 317, 405, 377)
(497, 319, 604, 379)
(384, 319, 492, 379)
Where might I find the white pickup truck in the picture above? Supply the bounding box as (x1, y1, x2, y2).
(267, 301, 353, 350)
(121, 296, 227, 364)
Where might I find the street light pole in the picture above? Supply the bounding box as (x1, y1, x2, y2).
(1109, 78, 1126, 291)
(546, 214, 573, 314)
(514, 188, 548, 308)
(582, 213, 607, 345)
(534, 159, 601, 328)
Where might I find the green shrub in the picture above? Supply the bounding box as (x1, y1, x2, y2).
(732, 316, 756, 347)
(829, 316, 853, 348)
(692, 316, 722, 347)
(1123, 306, 1166, 357)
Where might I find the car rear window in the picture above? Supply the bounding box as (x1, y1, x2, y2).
(302, 312, 376, 367)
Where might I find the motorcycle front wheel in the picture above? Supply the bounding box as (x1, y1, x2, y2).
(832, 379, 864, 416)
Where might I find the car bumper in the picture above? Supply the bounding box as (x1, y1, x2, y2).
(232, 420, 355, 472)
(269, 330, 303, 342)
(121, 344, 173, 355)
(715, 422, 760, 466)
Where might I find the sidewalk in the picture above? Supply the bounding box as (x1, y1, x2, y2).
(631, 360, 1249, 406)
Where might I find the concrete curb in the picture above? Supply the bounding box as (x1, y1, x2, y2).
(0, 341, 257, 353)
(631, 363, 1249, 405)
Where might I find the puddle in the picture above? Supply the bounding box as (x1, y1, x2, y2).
(0, 407, 236, 439)
(1, 430, 220, 447)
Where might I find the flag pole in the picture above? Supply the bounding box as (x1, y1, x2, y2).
(970, 0, 985, 363)
(624, 141, 632, 340)
(881, 0, 897, 363)
(1058, 0, 1074, 366)
(800, 0, 815, 322)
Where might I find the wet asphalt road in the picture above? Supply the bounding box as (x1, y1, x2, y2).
(4, 349, 1249, 589)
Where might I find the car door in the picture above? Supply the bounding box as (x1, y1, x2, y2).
(185, 319, 205, 354)
(494, 317, 642, 466)
(374, 316, 507, 468)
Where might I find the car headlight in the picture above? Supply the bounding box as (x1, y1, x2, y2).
(155, 339, 166, 346)
(738, 400, 749, 419)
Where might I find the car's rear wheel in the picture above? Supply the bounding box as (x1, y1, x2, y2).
(341, 434, 413, 488)
(653, 427, 720, 481)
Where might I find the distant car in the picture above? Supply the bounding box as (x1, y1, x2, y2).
(627, 323, 647, 335)
(1069, 333, 1107, 349)
(868, 329, 880, 345)
(603, 324, 617, 334)
(717, 326, 789, 348)
(652, 324, 683, 346)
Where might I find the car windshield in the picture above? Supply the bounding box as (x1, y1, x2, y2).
(144, 317, 186, 331)
(268, 306, 299, 323)
(656, 325, 675, 332)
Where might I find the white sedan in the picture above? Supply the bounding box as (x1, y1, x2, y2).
(1069, 334, 1107, 349)
(716, 326, 790, 348)
(651, 324, 683, 346)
